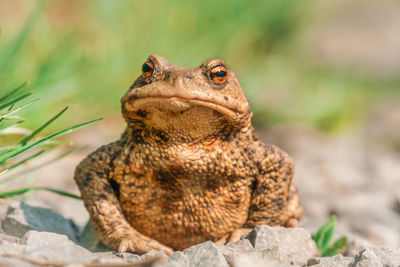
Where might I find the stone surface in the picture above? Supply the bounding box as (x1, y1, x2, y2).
(351, 248, 383, 267)
(232, 254, 287, 267)
(0, 231, 131, 266)
(220, 246, 286, 267)
(160, 251, 190, 267)
(1, 201, 400, 267)
(0, 231, 142, 266)
(369, 247, 400, 266)
(217, 239, 285, 267)
(183, 241, 229, 267)
(307, 254, 348, 267)
(350, 247, 400, 267)
(244, 225, 318, 266)
(1, 201, 81, 243)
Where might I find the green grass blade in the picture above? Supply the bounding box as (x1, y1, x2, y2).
(0, 120, 26, 132)
(0, 150, 45, 174)
(1, 98, 41, 118)
(0, 81, 28, 103)
(0, 186, 81, 200)
(19, 106, 69, 145)
(35, 187, 82, 199)
(0, 92, 33, 110)
(0, 148, 76, 185)
(321, 236, 348, 257)
(312, 215, 337, 255)
(0, 187, 32, 198)
(321, 247, 338, 257)
(0, 147, 14, 157)
(0, 117, 101, 164)
(322, 236, 348, 256)
(321, 215, 336, 252)
(36, 140, 71, 147)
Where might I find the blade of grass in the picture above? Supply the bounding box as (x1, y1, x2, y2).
(0, 117, 102, 164)
(321, 215, 336, 252)
(0, 92, 33, 110)
(330, 236, 348, 254)
(0, 121, 26, 132)
(0, 147, 76, 184)
(1, 150, 45, 174)
(19, 106, 69, 145)
(1, 98, 41, 119)
(36, 140, 71, 147)
(0, 186, 81, 200)
(0, 81, 28, 103)
(0, 147, 14, 157)
(312, 215, 337, 255)
(321, 236, 348, 256)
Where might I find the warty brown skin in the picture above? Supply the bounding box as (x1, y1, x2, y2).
(74, 55, 302, 255)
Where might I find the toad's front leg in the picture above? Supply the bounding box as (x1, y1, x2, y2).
(74, 143, 173, 255)
(245, 144, 302, 228)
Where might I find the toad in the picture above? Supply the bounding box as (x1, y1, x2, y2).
(74, 55, 302, 255)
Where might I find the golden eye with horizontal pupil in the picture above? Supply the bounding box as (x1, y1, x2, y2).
(210, 65, 227, 85)
(142, 61, 154, 78)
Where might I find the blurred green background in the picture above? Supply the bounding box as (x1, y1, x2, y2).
(1, 0, 399, 133)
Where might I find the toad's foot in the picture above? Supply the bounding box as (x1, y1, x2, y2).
(214, 228, 252, 245)
(118, 234, 173, 255)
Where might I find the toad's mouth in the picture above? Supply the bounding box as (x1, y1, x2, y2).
(123, 95, 247, 121)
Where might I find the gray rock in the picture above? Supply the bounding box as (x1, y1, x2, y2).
(166, 251, 190, 264)
(232, 254, 288, 267)
(1, 201, 81, 243)
(141, 249, 168, 262)
(117, 249, 169, 266)
(0, 230, 130, 266)
(224, 247, 288, 267)
(20, 230, 96, 263)
(2, 200, 399, 267)
(307, 254, 348, 267)
(0, 256, 36, 267)
(156, 251, 190, 267)
(218, 237, 294, 266)
(226, 238, 254, 249)
(244, 225, 318, 266)
(351, 248, 383, 267)
(370, 247, 400, 266)
(91, 252, 140, 264)
(116, 251, 142, 263)
(183, 241, 229, 267)
(350, 247, 400, 267)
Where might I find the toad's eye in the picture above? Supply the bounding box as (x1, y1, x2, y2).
(210, 65, 227, 85)
(142, 61, 154, 78)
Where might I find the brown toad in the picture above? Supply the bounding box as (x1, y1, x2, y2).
(74, 55, 302, 255)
